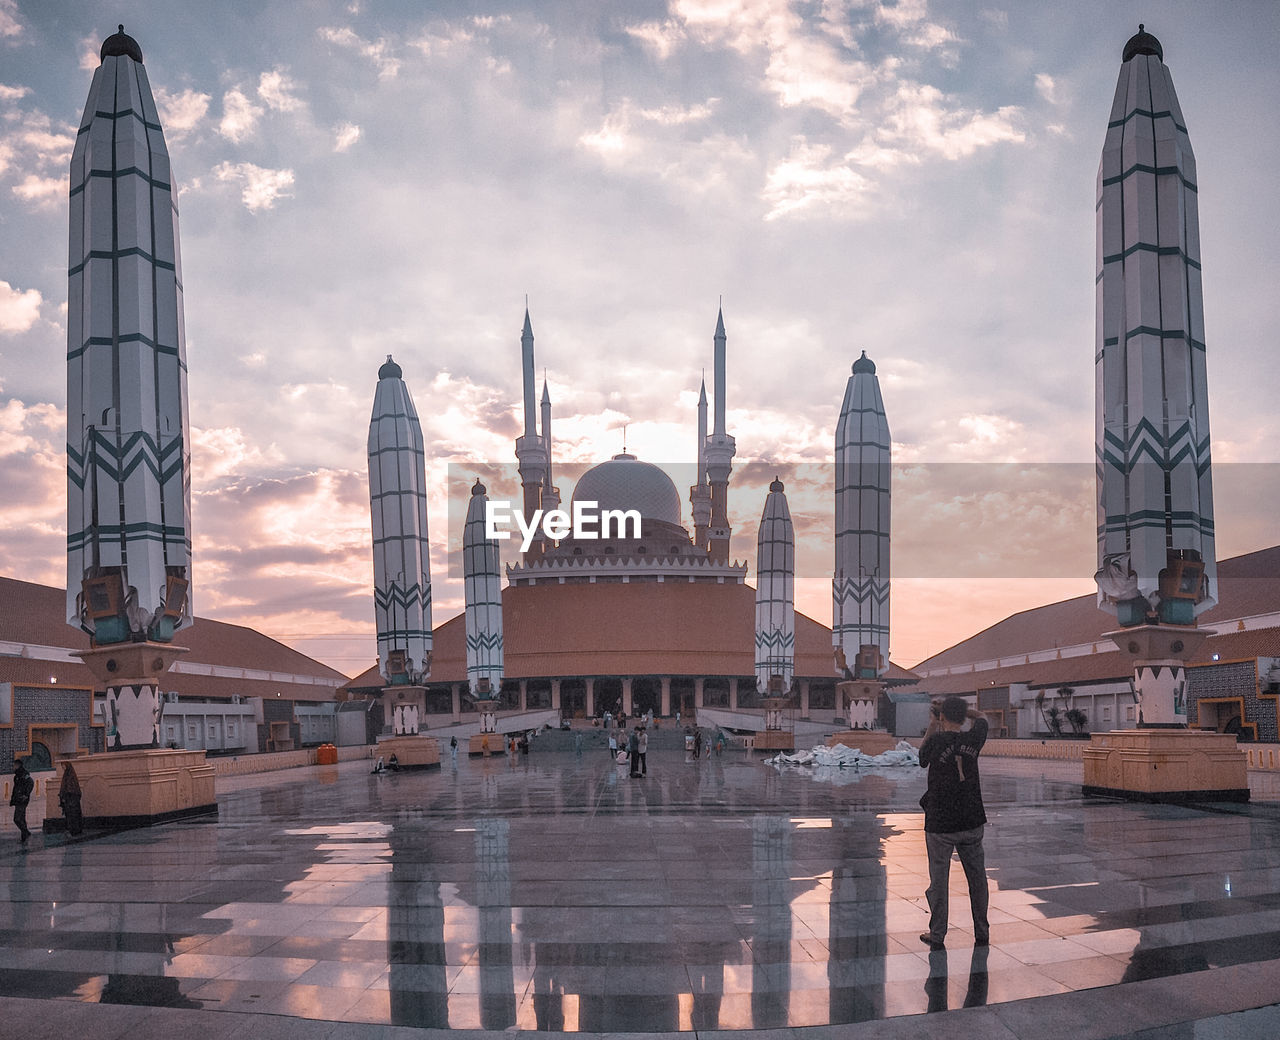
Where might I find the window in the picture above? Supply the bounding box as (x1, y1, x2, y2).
(1102, 706, 1111, 722)
(1125, 706, 1135, 722)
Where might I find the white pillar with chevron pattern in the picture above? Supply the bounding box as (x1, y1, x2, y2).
(755, 478, 795, 694)
(833, 351, 890, 677)
(463, 479, 504, 699)
(66, 26, 192, 648)
(368, 356, 432, 688)
(1095, 25, 1216, 628)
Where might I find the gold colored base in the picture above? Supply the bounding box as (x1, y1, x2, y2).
(753, 731, 795, 751)
(42, 748, 216, 832)
(1082, 729, 1249, 803)
(469, 733, 502, 756)
(376, 734, 441, 769)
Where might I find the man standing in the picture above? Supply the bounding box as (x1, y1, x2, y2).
(918, 696, 989, 949)
(628, 727, 641, 777)
(637, 726, 648, 776)
(10, 761, 34, 843)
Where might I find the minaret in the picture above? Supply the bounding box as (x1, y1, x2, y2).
(368, 356, 432, 735)
(833, 351, 890, 732)
(514, 309, 548, 559)
(464, 479, 504, 720)
(704, 308, 736, 562)
(690, 378, 711, 551)
(539, 378, 560, 519)
(1093, 25, 1217, 725)
(754, 478, 795, 696)
(65, 26, 193, 750)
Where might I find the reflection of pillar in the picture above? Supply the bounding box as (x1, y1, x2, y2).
(475, 818, 515, 1029)
(622, 677, 633, 716)
(389, 823, 449, 1028)
(828, 816, 887, 1024)
(695, 677, 705, 708)
(660, 677, 671, 716)
(751, 815, 791, 1028)
(585, 677, 595, 717)
(690, 963, 723, 1030)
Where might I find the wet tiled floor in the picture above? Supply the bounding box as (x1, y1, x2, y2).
(1, 747, 1279, 1037)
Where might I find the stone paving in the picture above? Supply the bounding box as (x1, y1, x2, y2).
(1, 743, 1279, 1038)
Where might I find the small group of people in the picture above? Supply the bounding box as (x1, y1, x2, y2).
(608, 724, 649, 777)
(10, 760, 84, 842)
(685, 727, 725, 760)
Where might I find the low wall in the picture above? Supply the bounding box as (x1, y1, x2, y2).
(212, 744, 371, 776)
(984, 737, 1280, 772)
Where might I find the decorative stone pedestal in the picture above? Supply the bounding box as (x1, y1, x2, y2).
(838, 677, 884, 731)
(42, 748, 216, 832)
(756, 697, 795, 751)
(376, 734, 441, 770)
(468, 708, 500, 756)
(1083, 729, 1249, 803)
(825, 731, 900, 756)
(381, 685, 427, 736)
(51, 642, 217, 830)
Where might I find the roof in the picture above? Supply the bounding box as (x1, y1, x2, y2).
(344, 580, 910, 690)
(0, 575, 347, 700)
(912, 545, 1280, 694)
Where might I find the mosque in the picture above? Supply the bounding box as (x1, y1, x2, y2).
(350, 306, 914, 732)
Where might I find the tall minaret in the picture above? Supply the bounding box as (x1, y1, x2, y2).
(66, 26, 193, 749)
(368, 356, 432, 709)
(463, 479, 504, 708)
(539, 378, 560, 519)
(754, 478, 795, 695)
(833, 351, 890, 681)
(690, 378, 711, 552)
(704, 308, 736, 562)
(514, 308, 548, 559)
(1093, 25, 1216, 726)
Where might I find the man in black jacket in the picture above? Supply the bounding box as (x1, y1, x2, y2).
(918, 696, 989, 949)
(10, 761, 34, 843)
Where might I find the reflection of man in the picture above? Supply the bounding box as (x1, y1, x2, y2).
(918, 696, 989, 949)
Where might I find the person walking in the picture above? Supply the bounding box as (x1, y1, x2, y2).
(10, 761, 33, 843)
(637, 726, 648, 776)
(917, 696, 990, 949)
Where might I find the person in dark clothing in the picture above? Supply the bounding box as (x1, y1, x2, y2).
(628, 727, 641, 777)
(59, 764, 84, 836)
(10, 761, 33, 842)
(917, 696, 989, 949)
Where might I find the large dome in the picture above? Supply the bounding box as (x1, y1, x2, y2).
(571, 453, 682, 527)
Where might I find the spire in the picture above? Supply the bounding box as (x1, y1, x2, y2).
(540, 376, 554, 494)
(713, 306, 727, 437)
(520, 306, 536, 439)
(696, 377, 708, 486)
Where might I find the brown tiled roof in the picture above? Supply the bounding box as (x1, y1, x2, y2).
(914, 546, 1280, 670)
(0, 575, 347, 701)
(912, 545, 1280, 695)
(342, 580, 894, 690)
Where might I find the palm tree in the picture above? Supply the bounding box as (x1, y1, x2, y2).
(1065, 708, 1088, 735)
(1044, 704, 1064, 737)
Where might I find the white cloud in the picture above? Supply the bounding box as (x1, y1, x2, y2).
(213, 161, 295, 210)
(333, 122, 361, 152)
(1035, 72, 1059, 105)
(0, 0, 21, 39)
(0, 280, 41, 333)
(874, 82, 1024, 160)
(761, 138, 870, 220)
(258, 68, 304, 113)
(318, 25, 401, 79)
(219, 87, 262, 142)
(153, 86, 211, 136)
(0, 83, 29, 101)
(624, 19, 687, 59)
(9, 173, 61, 207)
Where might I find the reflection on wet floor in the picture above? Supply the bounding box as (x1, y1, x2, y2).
(0, 750, 1278, 1031)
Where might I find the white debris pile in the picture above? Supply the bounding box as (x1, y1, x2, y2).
(768, 741, 919, 769)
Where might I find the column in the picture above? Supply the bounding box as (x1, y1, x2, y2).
(451, 683, 461, 720)
(660, 677, 671, 717)
(585, 677, 595, 718)
(519, 680, 528, 712)
(695, 678, 705, 709)
(622, 677, 633, 716)
(729, 678, 739, 710)
(800, 679, 811, 718)
(550, 679, 561, 712)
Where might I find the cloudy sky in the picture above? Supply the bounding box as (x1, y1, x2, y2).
(2, 0, 1277, 676)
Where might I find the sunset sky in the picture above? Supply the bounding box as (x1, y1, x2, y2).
(2, 0, 1277, 676)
